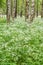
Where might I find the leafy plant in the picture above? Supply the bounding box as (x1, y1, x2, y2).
(0, 17, 43, 65)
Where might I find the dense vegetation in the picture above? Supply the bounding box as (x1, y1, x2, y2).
(0, 0, 43, 65)
(0, 17, 43, 65)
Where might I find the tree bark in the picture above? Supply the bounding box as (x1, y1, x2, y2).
(12, 0, 17, 19)
(30, 0, 35, 21)
(41, 0, 43, 18)
(36, 0, 38, 16)
(6, 0, 11, 22)
(25, 0, 30, 22)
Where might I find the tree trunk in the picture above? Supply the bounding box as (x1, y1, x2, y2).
(17, 0, 19, 16)
(25, 0, 30, 22)
(11, 0, 13, 17)
(30, 0, 35, 21)
(6, 0, 11, 22)
(15, 0, 17, 17)
(12, 0, 17, 19)
(36, 0, 38, 16)
(41, 0, 43, 18)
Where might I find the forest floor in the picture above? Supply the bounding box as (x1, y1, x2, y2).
(0, 17, 43, 65)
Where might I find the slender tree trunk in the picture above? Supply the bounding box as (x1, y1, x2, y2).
(12, 0, 17, 20)
(41, 0, 43, 18)
(30, 0, 35, 21)
(25, 0, 30, 22)
(11, 0, 13, 17)
(15, 0, 17, 17)
(20, 5, 22, 17)
(20, 1, 23, 17)
(22, 0, 25, 16)
(17, 0, 19, 16)
(36, 0, 38, 16)
(6, 0, 11, 22)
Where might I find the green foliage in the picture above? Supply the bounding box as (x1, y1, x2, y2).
(0, 0, 6, 13)
(0, 0, 42, 15)
(0, 17, 43, 65)
(0, 0, 6, 8)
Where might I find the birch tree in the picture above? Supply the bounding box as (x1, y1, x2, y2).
(41, 0, 43, 18)
(30, 0, 35, 21)
(12, 0, 17, 19)
(6, 0, 11, 22)
(25, 0, 30, 22)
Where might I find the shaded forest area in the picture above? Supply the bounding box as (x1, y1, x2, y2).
(6, 0, 43, 22)
(0, 0, 43, 65)
(0, 0, 43, 22)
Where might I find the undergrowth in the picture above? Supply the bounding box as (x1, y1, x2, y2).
(0, 17, 43, 65)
